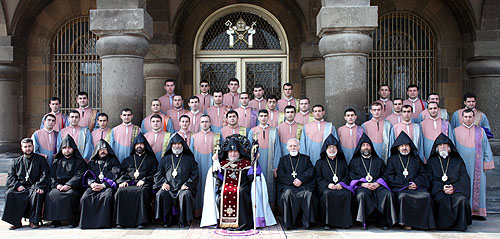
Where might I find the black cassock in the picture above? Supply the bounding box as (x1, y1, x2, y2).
(45, 136, 87, 222)
(154, 134, 199, 226)
(315, 135, 352, 228)
(385, 132, 435, 229)
(427, 133, 471, 231)
(277, 153, 316, 229)
(349, 133, 396, 227)
(80, 139, 121, 229)
(2, 153, 50, 227)
(114, 133, 158, 227)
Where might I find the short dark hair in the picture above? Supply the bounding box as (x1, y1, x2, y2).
(258, 109, 269, 115)
(77, 91, 88, 97)
(370, 102, 383, 109)
(189, 96, 199, 102)
(240, 92, 250, 97)
(284, 105, 296, 112)
(378, 84, 390, 92)
(427, 101, 440, 108)
(402, 105, 413, 111)
(200, 80, 209, 85)
(121, 108, 133, 115)
(344, 108, 356, 115)
(312, 104, 324, 111)
(45, 113, 56, 121)
(98, 113, 108, 120)
(50, 96, 61, 103)
(152, 98, 161, 104)
(463, 92, 476, 102)
(200, 114, 211, 121)
(69, 109, 80, 116)
(228, 78, 239, 85)
(266, 95, 278, 101)
(299, 97, 310, 103)
(21, 138, 33, 145)
(213, 90, 223, 95)
(393, 97, 403, 103)
(164, 79, 175, 85)
(463, 108, 475, 116)
(253, 84, 264, 90)
(283, 83, 293, 89)
(173, 95, 183, 100)
(407, 84, 419, 91)
(226, 110, 238, 118)
(427, 92, 439, 99)
(150, 114, 163, 121)
(179, 114, 190, 121)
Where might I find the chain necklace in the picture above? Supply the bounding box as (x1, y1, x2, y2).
(97, 160, 105, 181)
(325, 157, 339, 183)
(398, 154, 410, 178)
(361, 156, 373, 182)
(439, 155, 450, 182)
(133, 154, 146, 179)
(171, 154, 183, 178)
(289, 154, 300, 178)
(23, 155, 31, 181)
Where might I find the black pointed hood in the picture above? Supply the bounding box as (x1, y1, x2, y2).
(131, 132, 155, 158)
(163, 133, 193, 157)
(320, 134, 346, 160)
(352, 133, 379, 158)
(220, 136, 251, 160)
(391, 131, 418, 156)
(55, 135, 83, 160)
(91, 139, 116, 161)
(429, 133, 460, 158)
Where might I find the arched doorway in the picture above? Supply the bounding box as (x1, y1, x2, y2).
(193, 4, 289, 98)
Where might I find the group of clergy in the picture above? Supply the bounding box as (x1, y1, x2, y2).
(2, 79, 494, 232)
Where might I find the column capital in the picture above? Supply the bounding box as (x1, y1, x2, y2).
(90, 8, 153, 39)
(317, 2, 377, 38)
(0, 64, 21, 82)
(466, 59, 500, 78)
(318, 32, 373, 57)
(301, 59, 325, 79)
(144, 62, 179, 80)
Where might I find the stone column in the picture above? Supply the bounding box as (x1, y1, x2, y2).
(0, 36, 21, 152)
(301, 59, 325, 107)
(316, 0, 377, 125)
(144, 62, 179, 115)
(466, 59, 500, 136)
(90, 0, 153, 126)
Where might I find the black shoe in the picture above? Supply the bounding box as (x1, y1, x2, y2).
(361, 223, 368, 230)
(324, 225, 333, 230)
(381, 225, 390, 230)
(68, 221, 78, 228)
(163, 223, 169, 228)
(472, 216, 487, 221)
(178, 224, 185, 228)
(137, 224, 145, 229)
(116, 224, 123, 229)
(50, 221, 61, 228)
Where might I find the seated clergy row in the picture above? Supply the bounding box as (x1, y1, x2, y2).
(3, 130, 472, 232)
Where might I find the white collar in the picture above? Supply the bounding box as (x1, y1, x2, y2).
(284, 96, 293, 101)
(202, 129, 211, 134)
(429, 115, 439, 121)
(346, 123, 356, 128)
(315, 119, 324, 123)
(79, 105, 89, 110)
(122, 122, 132, 127)
(191, 110, 200, 115)
(152, 129, 162, 133)
(379, 98, 388, 102)
(259, 124, 269, 129)
(463, 123, 473, 129)
(286, 120, 295, 125)
(200, 93, 209, 96)
(44, 128, 54, 133)
(179, 129, 189, 134)
(255, 97, 264, 102)
(300, 111, 309, 115)
(240, 105, 249, 109)
(401, 120, 412, 125)
(408, 98, 419, 102)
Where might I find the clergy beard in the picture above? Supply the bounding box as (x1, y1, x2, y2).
(228, 155, 239, 163)
(172, 147, 183, 155)
(439, 150, 449, 158)
(135, 147, 144, 155)
(289, 150, 298, 157)
(399, 151, 409, 156)
(327, 151, 337, 157)
(361, 149, 371, 157)
(63, 153, 74, 158)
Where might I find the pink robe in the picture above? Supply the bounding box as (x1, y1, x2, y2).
(91, 127, 111, 146)
(76, 107, 98, 131)
(385, 113, 402, 125)
(277, 97, 298, 112)
(159, 93, 175, 113)
(403, 98, 426, 120)
(186, 110, 203, 133)
(376, 99, 393, 119)
(294, 111, 314, 126)
(277, 121, 303, 157)
(221, 125, 246, 138)
(145, 130, 170, 161)
(176, 130, 192, 147)
(197, 93, 212, 113)
(337, 124, 363, 163)
(235, 106, 257, 129)
(223, 92, 240, 109)
(267, 109, 280, 127)
(166, 108, 189, 131)
(206, 104, 230, 132)
(41, 111, 68, 132)
(249, 98, 266, 110)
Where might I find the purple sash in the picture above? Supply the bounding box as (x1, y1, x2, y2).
(472, 126, 482, 211)
(349, 177, 391, 192)
(356, 127, 363, 142)
(82, 170, 118, 189)
(250, 109, 258, 127)
(339, 182, 354, 193)
(441, 120, 449, 136)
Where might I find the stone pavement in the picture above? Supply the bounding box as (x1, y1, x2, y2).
(0, 217, 500, 239)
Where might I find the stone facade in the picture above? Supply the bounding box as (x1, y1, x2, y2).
(0, 0, 498, 150)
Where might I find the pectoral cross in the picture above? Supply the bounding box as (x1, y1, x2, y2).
(291, 171, 297, 178)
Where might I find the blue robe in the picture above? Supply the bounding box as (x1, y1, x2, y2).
(57, 126, 93, 160)
(299, 121, 338, 166)
(32, 129, 58, 166)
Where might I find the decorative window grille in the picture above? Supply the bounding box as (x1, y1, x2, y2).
(367, 12, 435, 104)
(201, 11, 281, 50)
(52, 16, 101, 114)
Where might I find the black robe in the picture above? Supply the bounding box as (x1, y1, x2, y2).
(349, 133, 396, 226)
(2, 153, 50, 226)
(154, 133, 199, 226)
(315, 135, 352, 228)
(277, 153, 316, 229)
(386, 132, 435, 229)
(45, 135, 87, 222)
(114, 133, 158, 227)
(80, 140, 121, 229)
(427, 133, 471, 231)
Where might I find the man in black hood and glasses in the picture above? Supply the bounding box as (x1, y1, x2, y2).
(427, 133, 471, 231)
(385, 132, 435, 230)
(154, 133, 199, 228)
(45, 135, 87, 228)
(349, 133, 396, 230)
(114, 133, 158, 229)
(315, 135, 353, 229)
(80, 139, 121, 229)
